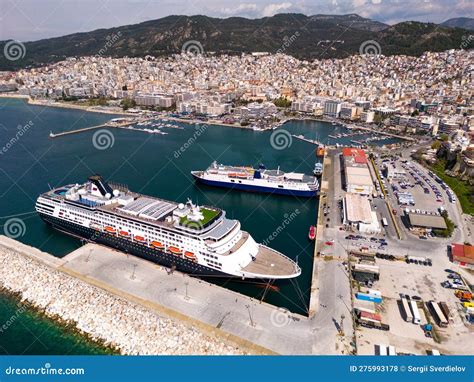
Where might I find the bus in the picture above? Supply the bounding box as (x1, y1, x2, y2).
(429, 301, 448, 328)
(400, 297, 413, 322)
(410, 300, 421, 324)
(382, 217, 388, 227)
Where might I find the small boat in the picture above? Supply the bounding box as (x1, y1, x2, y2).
(308, 225, 316, 241)
(184, 251, 197, 261)
(134, 235, 145, 242)
(119, 230, 129, 237)
(313, 162, 323, 176)
(150, 241, 164, 249)
(105, 226, 116, 233)
(168, 246, 182, 255)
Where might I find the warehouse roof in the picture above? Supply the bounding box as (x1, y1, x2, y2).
(342, 148, 368, 163)
(408, 213, 447, 229)
(451, 243, 474, 265)
(345, 166, 373, 187)
(344, 193, 373, 223)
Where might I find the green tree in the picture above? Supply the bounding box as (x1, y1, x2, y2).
(273, 97, 292, 108)
(121, 98, 136, 111)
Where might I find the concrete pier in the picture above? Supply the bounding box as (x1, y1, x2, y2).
(0, 234, 354, 355)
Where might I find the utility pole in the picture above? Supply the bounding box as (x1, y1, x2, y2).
(245, 304, 255, 327)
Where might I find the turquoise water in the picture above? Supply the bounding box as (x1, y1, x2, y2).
(0, 98, 401, 353)
(0, 291, 113, 355)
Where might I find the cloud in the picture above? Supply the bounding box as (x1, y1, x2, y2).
(262, 2, 293, 17)
(221, 3, 259, 16)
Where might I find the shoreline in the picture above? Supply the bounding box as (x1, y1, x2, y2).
(0, 287, 119, 354)
(0, 94, 413, 141)
(0, 236, 255, 355)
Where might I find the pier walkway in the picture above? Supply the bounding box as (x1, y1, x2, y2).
(0, 234, 354, 355)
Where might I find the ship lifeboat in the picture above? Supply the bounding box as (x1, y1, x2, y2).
(134, 235, 145, 242)
(168, 246, 182, 255)
(150, 241, 164, 249)
(184, 251, 197, 261)
(308, 225, 316, 241)
(119, 230, 129, 237)
(104, 226, 116, 233)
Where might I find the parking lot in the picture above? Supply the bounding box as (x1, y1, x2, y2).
(356, 257, 474, 355)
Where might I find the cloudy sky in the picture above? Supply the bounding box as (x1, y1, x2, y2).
(1, 0, 472, 41)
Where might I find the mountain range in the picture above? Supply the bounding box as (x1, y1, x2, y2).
(0, 14, 472, 70)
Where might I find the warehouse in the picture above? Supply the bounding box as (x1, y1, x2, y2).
(342, 148, 374, 195)
(450, 243, 474, 270)
(343, 193, 381, 234)
(407, 213, 447, 230)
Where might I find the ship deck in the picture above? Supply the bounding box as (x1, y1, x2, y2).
(242, 246, 299, 278)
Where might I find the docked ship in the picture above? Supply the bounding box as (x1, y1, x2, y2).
(191, 162, 319, 197)
(35, 175, 301, 280)
(313, 162, 323, 177)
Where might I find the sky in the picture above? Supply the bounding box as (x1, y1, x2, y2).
(0, 0, 472, 42)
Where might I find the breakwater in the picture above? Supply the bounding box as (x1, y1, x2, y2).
(0, 237, 247, 355)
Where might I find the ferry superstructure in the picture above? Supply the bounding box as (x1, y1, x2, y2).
(191, 162, 319, 197)
(35, 175, 301, 280)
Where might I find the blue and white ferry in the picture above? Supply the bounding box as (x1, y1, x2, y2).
(191, 162, 319, 197)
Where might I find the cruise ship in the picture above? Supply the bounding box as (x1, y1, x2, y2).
(191, 162, 319, 197)
(35, 175, 301, 280)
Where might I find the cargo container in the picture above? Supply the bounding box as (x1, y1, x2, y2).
(376, 344, 388, 356)
(356, 292, 383, 304)
(439, 302, 453, 323)
(463, 302, 474, 309)
(400, 297, 413, 322)
(410, 300, 421, 324)
(360, 311, 382, 322)
(428, 301, 448, 328)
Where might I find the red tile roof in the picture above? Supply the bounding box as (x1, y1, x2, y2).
(342, 147, 367, 163)
(451, 244, 474, 264)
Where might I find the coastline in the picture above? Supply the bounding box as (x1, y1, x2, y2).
(0, 287, 118, 355)
(0, 235, 254, 355)
(0, 94, 413, 141)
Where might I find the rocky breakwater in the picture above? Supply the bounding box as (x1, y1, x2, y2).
(0, 240, 247, 355)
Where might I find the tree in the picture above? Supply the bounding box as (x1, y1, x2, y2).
(273, 97, 292, 108)
(121, 98, 136, 110)
(431, 141, 441, 150)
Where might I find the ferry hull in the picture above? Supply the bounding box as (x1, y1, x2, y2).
(193, 175, 317, 197)
(38, 213, 230, 278)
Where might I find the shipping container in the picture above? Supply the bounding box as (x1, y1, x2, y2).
(400, 298, 413, 322)
(410, 300, 421, 324)
(356, 293, 382, 304)
(428, 301, 448, 328)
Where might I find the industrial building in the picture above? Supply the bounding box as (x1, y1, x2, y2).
(342, 148, 374, 195)
(342, 193, 381, 234)
(450, 243, 474, 270)
(407, 212, 447, 230)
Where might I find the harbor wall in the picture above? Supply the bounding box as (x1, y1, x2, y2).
(0, 236, 255, 355)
